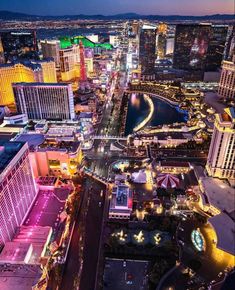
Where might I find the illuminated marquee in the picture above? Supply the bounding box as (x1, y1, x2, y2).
(191, 229, 206, 252)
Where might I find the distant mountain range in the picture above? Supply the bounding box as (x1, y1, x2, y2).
(0, 10, 234, 21)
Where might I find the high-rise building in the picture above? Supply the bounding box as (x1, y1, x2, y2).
(158, 23, 167, 35)
(224, 25, 235, 61)
(0, 62, 40, 105)
(0, 31, 38, 62)
(59, 46, 80, 81)
(0, 38, 5, 64)
(173, 24, 211, 71)
(79, 41, 87, 82)
(173, 24, 228, 72)
(166, 38, 175, 55)
(40, 40, 60, 67)
(206, 25, 228, 71)
(59, 44, 93, 82)
(13, 83, 75, 120)
(139, 24, 156, 79)
(218, 55, 235, 100)
(157, 34, 167, 59)
(0, 141, 37, 247)
(132, 21, 140, 36)
(109, 35, 120, 48)
(39, 59, 57, 83)
(206, 107, 235, 181)
(0, 60, 57, 105)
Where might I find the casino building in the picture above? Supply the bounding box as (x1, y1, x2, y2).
(0, 141, 37, 247)
(206, 107, 235, 182)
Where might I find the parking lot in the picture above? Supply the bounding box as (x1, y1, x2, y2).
(103, 258, 149, 290)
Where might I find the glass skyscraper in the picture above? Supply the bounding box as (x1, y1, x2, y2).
(139, 25, 157, 79)
(173, 24, 228, 72)
(0, 31, 39, 62)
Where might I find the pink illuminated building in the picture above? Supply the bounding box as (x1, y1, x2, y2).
(0, 141, 38, 247)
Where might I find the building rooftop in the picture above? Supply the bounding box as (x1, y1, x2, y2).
(0, 132, 17, 142)
(0, 264, 41, 290)
(200, 177, 235, 215)
(110, 185, 132, 210)
(209, 213, 235, 256)
(0, 141, 25, 175)
(16, 133, 45, 148)
(24, 188, 70, 229)
(59, 35, 113, 50)
(142, 24, 156, 30)
(38, 140, 80, 154)
(0, 61, 41, 71)
(225, 107, 235, 122)
(0, 242, 32, 264)
(217, 107, 235, 124)
(12, 82, 70, 87)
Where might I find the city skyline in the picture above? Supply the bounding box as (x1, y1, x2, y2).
(0, 0, 234, 16)
(0, 4, 234, 289)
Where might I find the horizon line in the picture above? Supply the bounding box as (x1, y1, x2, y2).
(0, 10, 234, 17)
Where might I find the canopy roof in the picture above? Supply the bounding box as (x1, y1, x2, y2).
(131, 170, 147, 184)
(157, 173, 179, 189)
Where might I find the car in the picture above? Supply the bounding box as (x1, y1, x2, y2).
(178, 240, 185, 246)
(218, 272, 223, 278)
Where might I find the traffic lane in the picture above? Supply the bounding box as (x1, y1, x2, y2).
(79, 179, 106, 290)
(60, 184, 87, 290)
(60, 218, 81, 290)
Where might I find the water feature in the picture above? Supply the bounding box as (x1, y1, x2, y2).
(125, 93, 188, 135)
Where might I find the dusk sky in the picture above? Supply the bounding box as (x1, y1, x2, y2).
(0, 0, 234, 16)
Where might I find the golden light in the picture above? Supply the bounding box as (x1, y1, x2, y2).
(134, 231, 145, 243)
(156, 204, 163, 214)
(136, 209, 147, 221)
(154, 233, 162, 245)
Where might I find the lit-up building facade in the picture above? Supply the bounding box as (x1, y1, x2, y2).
(157, 34, 167, 59)
(0, 141, 37, 247)
(59, 45, 93, 82)
(205, 25, 228, 71)
(206, 107, 235, 181)
(173, 24, 211, 71)
(0, 62, 38, 105)
(39, 59, 57, 83)
(13, 83, 75, 120)
(173, 24, 228, 72)
(41, 40, 60, 67)
(0, 31, 38, 62)
(59, 35, 112, 81)
(0, 59, 57, 105)
(0, 38, 4, 64)
(139, 25, 156, 79)
(157, 23, 167, 59)
(224, 25, 235, 61)
(218, 56, 235, 100)
(30, 141, 83, 178)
